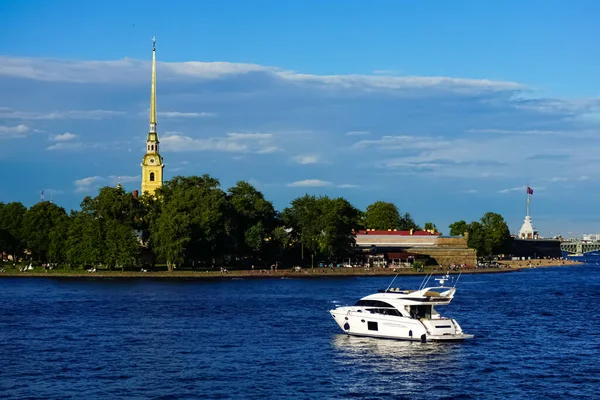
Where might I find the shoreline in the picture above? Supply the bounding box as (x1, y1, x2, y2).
(0, 260, 583, 280)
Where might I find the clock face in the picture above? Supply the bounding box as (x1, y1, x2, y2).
(150, 158, 155, 164)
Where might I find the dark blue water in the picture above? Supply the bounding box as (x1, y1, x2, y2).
(1, 265, 600, 399)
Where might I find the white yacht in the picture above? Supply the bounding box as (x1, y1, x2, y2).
(330, 273, 473, 342)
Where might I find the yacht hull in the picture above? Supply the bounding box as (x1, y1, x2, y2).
(330, 308, 473, 342)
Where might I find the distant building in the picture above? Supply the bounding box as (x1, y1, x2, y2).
(513, 185, 561, 258)
(354, 229, 477, 266)
(518, 186, 537, 239)
(582, 233, 600, 242)
(141, 37, 164, 196)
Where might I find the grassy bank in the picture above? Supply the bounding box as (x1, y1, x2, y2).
(0, 259, 583, 280)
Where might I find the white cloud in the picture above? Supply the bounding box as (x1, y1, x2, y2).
(47, 142, 83, 151)
(346, 131, 371, 136)
(74, 175, 140, 193)
(287, 179, 331, 187)
(161, 132, 276, 153)
(0, 124, 29, 138)
(353, 135, 449, 150)
(295, 155, 319, 164)
(226, 133, 273, 140)
(108, 175, 139, 184)
(0, 56, 522, 94)
(383, 161, 444, 170)
(161, 134, 248, 152)
(74, 176, 103, 193)
(256, 146, 279, 154)
(498, 186, 526, 194)
(0, 108, 124, 120)
(53, 132, 78, 141)
(337, 184, 359, 188)
(157, 111, 215, 118)
(468, 128, 559, 136)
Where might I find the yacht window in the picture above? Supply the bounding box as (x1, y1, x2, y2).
(370, 308, 402, 317)
(355, 300, 395, 308)
(367, 321, 378, 331)
(355, 300, 401, 316)
(410, 305, 433, 319)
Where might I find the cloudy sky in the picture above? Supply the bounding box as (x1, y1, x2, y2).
(1, 0, 600, 237)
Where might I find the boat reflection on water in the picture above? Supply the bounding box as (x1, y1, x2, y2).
(332, 334, 455, 367)
(331, 334, 461, 395)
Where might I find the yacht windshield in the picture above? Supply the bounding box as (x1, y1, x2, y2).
(354, 300, 402, 316)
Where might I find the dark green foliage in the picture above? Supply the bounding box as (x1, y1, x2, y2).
(282, 194, 361, 259)
(7, 175, 512, 270)
(448, 212, 511, 257)
(22, 202, 68, 262)
(151, 175, 228, 269)
(0, 202, 27, 261)
(449, 220, 469, 236)
(423, 222, 438, 233)
(227, 181, 276, 259)
(399, 212, 421, 231)
(363, 201, 401, 230)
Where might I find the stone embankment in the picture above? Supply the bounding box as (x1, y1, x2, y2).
(0, 259, 583, 280)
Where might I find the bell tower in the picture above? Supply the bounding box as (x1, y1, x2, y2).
(141, 36, 164, 196)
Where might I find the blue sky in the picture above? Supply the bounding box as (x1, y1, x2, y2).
(1, 0, 600, 237)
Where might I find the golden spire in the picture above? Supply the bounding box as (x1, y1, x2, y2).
(149, 36, 157, 134)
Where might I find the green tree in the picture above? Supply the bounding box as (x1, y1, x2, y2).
(81, 186, 138, 226)
(80, 215, 105, 267)
(449, 220, 469, 236)
(448, 213, 510, 256)
(363, 201, 401, 230)
(0, 202, 27, 262)
(317, 197, 361, 257)
(271, 226, 292, 262)
(479, 212, 511, 255)
(105, 220, 140, 271)
(282, 194, 322, 257)
(399, 212, 420, 231)
(423, 222, 438, 233)
(227, 181, 276, 259)
(282, 195, 361, 260)
(151, 175, 228, 269)
(66, 212, 86, 269)
(467, 221, 484, 254)
(244, 222, 265, 254)
(48, 214, 70, 265)
(22, 201, 68, 262)
(151, 207, 191, 271)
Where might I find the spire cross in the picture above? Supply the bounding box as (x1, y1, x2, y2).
(152, 36, 156, 49)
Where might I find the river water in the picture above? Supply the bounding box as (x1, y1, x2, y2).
(1, 265, 599, 399)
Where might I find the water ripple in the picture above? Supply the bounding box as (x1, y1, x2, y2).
(1, 265, 599, 399)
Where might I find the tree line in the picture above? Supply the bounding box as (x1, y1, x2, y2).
(0, 175, 511, 270)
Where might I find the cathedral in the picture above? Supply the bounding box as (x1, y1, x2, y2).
(140, 37, 164, 195)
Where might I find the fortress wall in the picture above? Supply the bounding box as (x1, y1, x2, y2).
(408, 247, 477, 266)
(435, 237, 469, 248)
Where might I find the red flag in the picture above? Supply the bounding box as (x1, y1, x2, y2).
(527, 186, 534, 195)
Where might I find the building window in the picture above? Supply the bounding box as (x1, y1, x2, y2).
(151, 145, 154, 151)
(150, 172, 155, 182)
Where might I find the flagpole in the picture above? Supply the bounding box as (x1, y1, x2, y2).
(526, 181, 530, 217)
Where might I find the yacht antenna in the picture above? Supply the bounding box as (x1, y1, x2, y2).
(419, 271, 433, 290)
(385, 273, 400, 292)
(453, 272, 462, 287)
